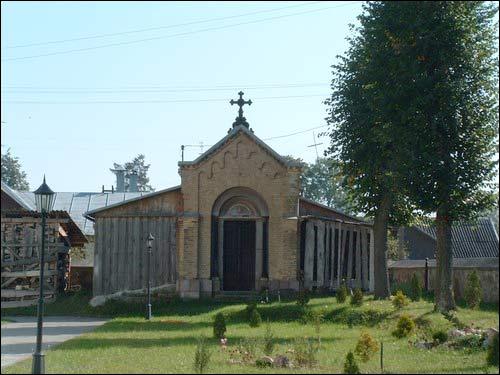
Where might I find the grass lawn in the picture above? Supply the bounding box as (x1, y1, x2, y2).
(1, 293, 498, 374)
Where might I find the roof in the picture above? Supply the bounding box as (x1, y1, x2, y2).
(178, 125, 303, 169)
(14, 190, 149, 235)
(84, 185, 181, 219)
(388, 257, 499, 269)
(1, 181, 33, 210)
(413, 218, 499, 258)
(299, 197, 369, 225)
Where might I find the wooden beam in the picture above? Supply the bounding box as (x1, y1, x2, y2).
(362, 228, 369, 290)
(1, 270, 57, 278)
(346, 226, 354, 284)
(355, 229, 362, 288)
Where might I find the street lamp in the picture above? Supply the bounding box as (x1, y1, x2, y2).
(32, 176, 55, 375)
(146, 233, 155, 320)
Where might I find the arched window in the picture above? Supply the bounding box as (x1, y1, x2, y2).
(220, 201, 256, 218)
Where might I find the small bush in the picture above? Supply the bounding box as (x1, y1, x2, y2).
(213, 312, 226, 339)
(263, 320, 274, 355)
(337, 282, 348, 303)
(311, 310, 324, 345)
(293, 337, 319, 367)
(432, 329, 448, 344)
(249, 307, 262, 327)
(392, 290, 410, 310)
(343, 351, 360, 374)
(330, 308, 389, 328)
(354, 332, 379, 362)
(297, 288, 311, 307)
(392, 314, 415, 338)
(193, 336, 211, 374)
(487, 331, 499, 367)
(464, 270, 482, 309)
(409, 273, 422, 301)
(442, 311, 467, 330)
(350, 288, 363, 306)
(451, 334, 484, 349)
(245, 301, 258, 320)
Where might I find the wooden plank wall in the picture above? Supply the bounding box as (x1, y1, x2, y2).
(93, 216, 177, 296)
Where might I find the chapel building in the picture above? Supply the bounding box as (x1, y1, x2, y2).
(85, 93, 374, 298)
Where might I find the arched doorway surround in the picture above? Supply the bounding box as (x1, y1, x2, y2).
(211, 187, 269, 291)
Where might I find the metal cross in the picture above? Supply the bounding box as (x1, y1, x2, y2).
(230, 91, 252, 128)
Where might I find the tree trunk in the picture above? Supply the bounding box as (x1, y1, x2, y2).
(373, 194, 392, 299)
(435, 205, 456, 312)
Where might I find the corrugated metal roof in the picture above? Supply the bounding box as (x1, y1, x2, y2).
(389, 257, 499, 269)
(14, 190, 148, 236)
(415, 218, 499, 258)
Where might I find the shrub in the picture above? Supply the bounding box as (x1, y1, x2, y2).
(213, 312, 226, 339)
(450, 334, 484, 349)
(442, 311, 467, 330)
(245, 301, 258, 320)
(392, 290, 410, 310)
(297, 288, 311, 307)
(464, 270, 482, 309)
(336, 282, 348, 303)
(249, 307, 262, 327)
(350, 288, 363, 307)
(432, 329, 448, 344)
(235, 338, 259, 363)
(392, 314, 415, 338)
(331, 308, 389, 328)
(354, 332, 379, 362)
(193, 336, 211, 374)
(263, 320, 274, 355)
(311, 310, 324, 345)
(409, 273, 422, 301)
(293, 337, 319, 367)
(343, 351, 360, 374)
(487, 331, 499, 367)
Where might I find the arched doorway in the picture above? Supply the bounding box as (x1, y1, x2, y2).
(211, 188, 269, 292)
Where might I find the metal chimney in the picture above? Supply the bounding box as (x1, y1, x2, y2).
(110, 165, 126, 193)
(128, 170, 139, 192)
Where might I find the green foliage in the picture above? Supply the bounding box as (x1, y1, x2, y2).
(263, 320, 274, 356)
(409, 274, 422, 302)
(343, 351, 361, 374)
(392, 290, 410, 310)
(193, 336, 211, 374)
(115, 154, 154, 192)
(432, 330, 448, 344)
(329, 308, 389, 328)
(1, 148, 29, 190)
(442, 311, 467, 330)
(245, 301, 258, 320)
(249, 307, 262, 328)
(233, 338, 259, 364)
(354, 332, 379, 362)
(336, 283, 348, 303)
(450, 334, 485, 349)
(464, 271, 482, 309)
(392, 314, 415, 338)
(486, 331, 499, 367)
(213, 312, 226, 339)
(293, 337, 319, 368)
(296, 289, 310, 307)
(350, 288, 363, 307)
(387, 230, 408, 261)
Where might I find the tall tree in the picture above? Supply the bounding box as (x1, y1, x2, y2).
(1, 148, 29, 190)
(404, 2, 498, 312)
(114, 154, 154, 192)
(325, 2, 418, 298)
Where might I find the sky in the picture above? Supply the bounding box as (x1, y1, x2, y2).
(1, 1, 364, 192)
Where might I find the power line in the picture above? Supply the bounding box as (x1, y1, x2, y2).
(2, 93, 327, 104)
(2, 2, 360, 62)
(3, 1, 323, 49)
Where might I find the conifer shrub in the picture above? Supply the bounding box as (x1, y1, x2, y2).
(487, 331, 499, 367)
(297, 288, 311, 307)
(213, 312, 226, 339)
(354, 332, 379, 362)
(336, 282, 348, 303)
(343, 351, 360, 374)
(464, 270, 482, 309)
(392, 314, 415, 338)
(409, 273, 422, 301)
(249, 307, 262, 327)
(392, 290, 410, 309)
(193, 336, 211, 374)
(263, 320, 274, 355)
(293, 337, 319, 367)
(350, 288, 363, 307)
(432, 329, 448, 344)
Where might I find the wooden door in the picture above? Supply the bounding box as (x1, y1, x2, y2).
(223, 220, 256, 291)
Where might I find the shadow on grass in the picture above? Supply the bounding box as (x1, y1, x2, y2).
(95, 320, 212, 333)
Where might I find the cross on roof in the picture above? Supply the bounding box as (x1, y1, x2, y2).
(230, 91, 252, 128)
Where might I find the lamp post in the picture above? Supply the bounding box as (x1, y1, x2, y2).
(32, 176, 55, 375)
(146, 233, 154, 320)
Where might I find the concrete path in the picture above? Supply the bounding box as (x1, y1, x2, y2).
(1, 316, 108, 368)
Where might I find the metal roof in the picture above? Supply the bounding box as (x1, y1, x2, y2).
(15, 190, 147, 236)
(414, 218, 499, 258)
(389, 257, 499, 269)
(1, 181, 33, 210)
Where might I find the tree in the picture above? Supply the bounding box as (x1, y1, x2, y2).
(325, 2, 419, 298)
(1, 148, 29, 190)
(401, 1, 498, 312)
(114, 154, 154, 192)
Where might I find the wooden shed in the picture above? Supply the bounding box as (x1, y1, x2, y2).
(85, 186, 182, 297)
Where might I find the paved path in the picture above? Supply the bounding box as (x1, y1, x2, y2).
(1, 316, 108, 368)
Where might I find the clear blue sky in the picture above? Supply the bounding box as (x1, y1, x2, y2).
(1, 1, 363, 192)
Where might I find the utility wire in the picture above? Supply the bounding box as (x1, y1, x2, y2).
(2, 2, 360, 62)
(3, 1, 323, 49)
